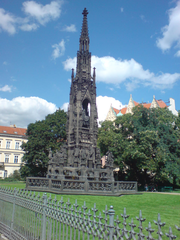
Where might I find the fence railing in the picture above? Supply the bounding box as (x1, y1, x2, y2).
(0, 187, 179, 240)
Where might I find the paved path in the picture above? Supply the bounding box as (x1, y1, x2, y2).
(141, 191, 180, 195)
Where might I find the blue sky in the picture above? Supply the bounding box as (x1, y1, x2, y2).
(0, 0, 180, 128)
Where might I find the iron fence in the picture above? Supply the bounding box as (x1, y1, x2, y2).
(0, 187, 179, 240)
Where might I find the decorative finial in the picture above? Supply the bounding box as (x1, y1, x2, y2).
(82, 8, 88, 16)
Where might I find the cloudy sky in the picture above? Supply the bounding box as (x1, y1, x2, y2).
(0, 0, 180, 128)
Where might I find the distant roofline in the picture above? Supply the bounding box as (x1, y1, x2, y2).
(0, 125, 27, 137)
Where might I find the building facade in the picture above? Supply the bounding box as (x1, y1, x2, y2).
(106, 95, 178, 121)
(0, 125, 27, 178)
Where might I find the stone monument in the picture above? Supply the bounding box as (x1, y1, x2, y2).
(26, 8, 137, 195)
(46, 8, 114, 182)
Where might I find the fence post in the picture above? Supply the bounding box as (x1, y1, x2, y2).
(41, 193, 47, 240)
(10, 188, 17, 237)
(108, 205, 115, 240)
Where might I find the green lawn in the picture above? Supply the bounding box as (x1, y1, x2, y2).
(0, 181, 180, 238)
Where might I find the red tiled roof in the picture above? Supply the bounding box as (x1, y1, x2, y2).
(111, 98, 167, 116)
(134, 101, 139, 106)
(0, 126, 27, 136)
(157, 100, 167, 108)
(143, 103, 151, 109)
(121, 107, 127, 114)
(113, 107, 120, 115)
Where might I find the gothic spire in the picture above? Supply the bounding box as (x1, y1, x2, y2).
(79, 8, 90, 52)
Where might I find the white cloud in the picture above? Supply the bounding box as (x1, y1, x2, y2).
(96, 96, 124, 123)
(125, 81, 139, 91)
(156, 1, 180, 52)
(175, 50, 180, 57)
(63, 24, 76, 32)
(52, 39, 65, 59)
(22, 0, 62, 25)
(61, 102, 69, 112)
(140, 15, 145, 20)
(150, 73, 180, 89)
(0, 8, 17, 34)
(0, 85, 12, 92)
(120, 8, 124, 13)
(140, 15, 148, 23)
(19, 23, 39, 31)
(0, 96, 58, 128)
(0, 1, 62, 34)
(63, 55, 180, 90)
(3, 61, 7, 65)
(63, 57, 76, 70)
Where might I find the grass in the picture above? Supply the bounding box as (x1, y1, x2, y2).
(0, 181, 180, 238)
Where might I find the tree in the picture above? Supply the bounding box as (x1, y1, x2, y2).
(20, 109, 67, 178)
(98, 106, 180, 186)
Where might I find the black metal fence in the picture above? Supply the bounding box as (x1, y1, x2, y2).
(0, 187, 179, 240)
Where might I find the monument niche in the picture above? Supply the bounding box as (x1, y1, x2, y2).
(46, 8, 114, 182)
(26, 8, 137, 195)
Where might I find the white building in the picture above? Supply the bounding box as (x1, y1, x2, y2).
(0, 125, 27, 178)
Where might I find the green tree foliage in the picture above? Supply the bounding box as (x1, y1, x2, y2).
(97, 106, 180, 186)
(4, 170, 22, 181)
(20, 109, 67, 178)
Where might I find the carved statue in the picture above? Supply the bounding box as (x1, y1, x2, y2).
(61, 145, 67, 163)
(106, 151, 114, 167)
(48, 148, 53, 159)
(74, 147, 80, 163)
(95, 148, 101, 162)
(89, 146, 94, 161)
(80, 148, 86, 163)
(82, 109, 90, 127)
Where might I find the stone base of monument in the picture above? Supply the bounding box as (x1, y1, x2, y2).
(26, 177, 137, 196)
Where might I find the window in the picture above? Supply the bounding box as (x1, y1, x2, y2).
(15, 142, 20, 149)
(6, 141, 11, 149)
(5, 155, 9, 163)
(4, 170, 7, 178)
(14, 155, 18, 163)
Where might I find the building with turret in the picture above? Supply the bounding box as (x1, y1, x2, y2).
(106, 95, 178, 121)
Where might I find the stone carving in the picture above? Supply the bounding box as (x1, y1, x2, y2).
(63, 181, 84, 190)
(82, 109, 90, 127)
(51, 180, 61, 189)
(95, 148, 101, 162)
(28, 178, 49, 188)
(106, 151, 114, 167)
(89, 182, 112, 191)
(80, 148, 86, 166)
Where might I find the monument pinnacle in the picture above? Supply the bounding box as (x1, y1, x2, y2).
(79, 8, 90, 52)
